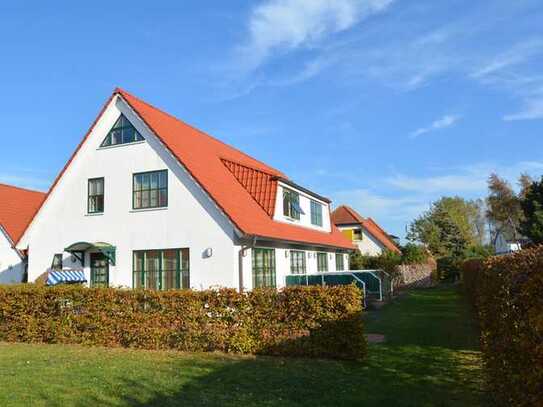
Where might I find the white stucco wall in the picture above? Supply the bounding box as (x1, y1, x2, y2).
(0, 230, 24, 284)
(18, 96, 239, 289)
(337, 225, 385, 256)
(273, 183, 332, 232)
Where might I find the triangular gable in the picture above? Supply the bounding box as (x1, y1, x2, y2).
(222, 159, 277, 217)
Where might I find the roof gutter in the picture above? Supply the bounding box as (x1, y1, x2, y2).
(273, 177, 331, 204)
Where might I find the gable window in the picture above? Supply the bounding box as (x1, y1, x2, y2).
(283, 189, 304, 220)
(310, 200, 323, 226)
(133, 248, 190, 290)
(51, 253, 63, 271)
(290, 250, 306, 274)
(336, 253, 345, 271)
(252, 248, 276, 288)
(133, 170, 168, 210)
(317, 252, 328, 272)
(101, 114, 144, 147)
(353, 229, 363, 241)
(88, 178, 104, 214)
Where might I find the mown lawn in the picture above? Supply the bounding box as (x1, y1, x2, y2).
(0, 286, 483, 406)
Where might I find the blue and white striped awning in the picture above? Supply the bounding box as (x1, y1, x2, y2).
(47, 270, 87, 286)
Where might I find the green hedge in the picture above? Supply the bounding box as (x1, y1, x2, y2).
(0, 285, 366, 360)
(462, 248, 543, 406)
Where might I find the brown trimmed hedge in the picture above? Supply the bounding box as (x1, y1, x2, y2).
(0, 284, 366, 360)
(462, 247, 543, 406)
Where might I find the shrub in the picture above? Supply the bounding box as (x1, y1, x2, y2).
(436, 256, 462, 281)
(400, 243, 430, 264)
(461, 247, 543, 406)
(0, 285, 366, 360)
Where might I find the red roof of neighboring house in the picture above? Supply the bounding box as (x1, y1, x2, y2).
(17, 88, 353, 250)
(331, 205, 400, 253)
(0, 184, 45, 244)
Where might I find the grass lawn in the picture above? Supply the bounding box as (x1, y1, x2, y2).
(0, 286, 483, 406)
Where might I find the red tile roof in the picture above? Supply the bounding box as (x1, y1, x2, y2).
(0, 184, 45, 244)
(222, 159, 278, 216)
(17, 88, 353, 250)
(331, 205, 400, 253)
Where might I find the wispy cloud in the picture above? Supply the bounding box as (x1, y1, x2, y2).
(330, 160, 543, 238)
(471, 39, 543, 79)
(503, 98, 543, 121)
(409, 114, 461, 138)
(237, 0, 395, 72)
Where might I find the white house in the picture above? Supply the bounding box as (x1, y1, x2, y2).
(494, 232, 523, 255)
(331, 205, 400, 256)
(0, 184, 44, 284)
(16, 88, 353, 290)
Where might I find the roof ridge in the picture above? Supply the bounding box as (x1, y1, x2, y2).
(0, 182, 46, 195)
(115, 88, 284, 176)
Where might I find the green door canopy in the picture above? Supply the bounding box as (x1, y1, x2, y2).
(64, 242, 116, 265)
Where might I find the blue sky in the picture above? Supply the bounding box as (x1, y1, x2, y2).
(1, 0, 542, 239)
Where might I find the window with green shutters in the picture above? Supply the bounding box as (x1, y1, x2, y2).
(310, 200, 323, 226)
(252, 248, 276, 288)
(317, 252, 328, 272)
(133, 170, 168, 210)
(133, 248, 189, 290)
(335, 253, 345, 271)
(290, 250, 306, 274)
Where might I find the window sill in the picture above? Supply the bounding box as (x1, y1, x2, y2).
(130, 206, 168, 213)
(97, 140, 145, 150)
(85, 212, 104, 217)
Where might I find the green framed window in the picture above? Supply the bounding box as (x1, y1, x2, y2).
(290, 250, 306, 274)
(252, 248, 276, 288)
(133, 170, 168, 210)
(310, 200, 323, 226)
(317, 252, 328, 272)
(51, 253, 63, 271)
(133, 248, 189, 290)
(101, 114, 144, 147)
(283, 189, 303, 220)
(88, 178, 104, 214)
(335, 253, 345, 271)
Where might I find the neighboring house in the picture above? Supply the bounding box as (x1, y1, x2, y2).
(331, 205, 400, 256)
(0, 184, 45, 284)
(16, 88, 353, 290)
(494, 232, 524, 255)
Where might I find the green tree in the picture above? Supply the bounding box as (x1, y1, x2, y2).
(520, 177, 543, 244)
(486, 173, 526, 244)
(407, 197, 483, 258)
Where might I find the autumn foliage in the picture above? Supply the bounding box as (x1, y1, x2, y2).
(462, 248, 543, 406)
(0, 284, 366, 360)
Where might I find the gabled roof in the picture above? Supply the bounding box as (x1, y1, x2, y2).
(18, 88, 353, 250)
(331, 205, 400, 253)
(0, 183, 45, 244)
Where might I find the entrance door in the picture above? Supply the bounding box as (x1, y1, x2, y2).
(90, 253, 109, 288)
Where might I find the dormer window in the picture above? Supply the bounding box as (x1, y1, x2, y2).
(310, 200, 323, 226)
(283, 189, 304, 220)
(101, 114, 144, 147)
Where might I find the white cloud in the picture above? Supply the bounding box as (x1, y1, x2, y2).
(503, 98, 543, 121)
(471, 39, 543, 79)
(238, 0, 394, 71)
(409, 114, 461, 138)
(386, 173, 485, 193)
